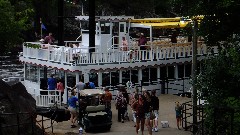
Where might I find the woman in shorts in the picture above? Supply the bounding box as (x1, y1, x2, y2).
(68, 90, 78, 128)
(144, 91, 153, 135)
(132, 95, 145, 135)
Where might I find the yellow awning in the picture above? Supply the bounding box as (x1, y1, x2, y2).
(131, 21, 189, 29)
(131, 17, 181, 23)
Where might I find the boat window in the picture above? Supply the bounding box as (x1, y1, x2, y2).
(120, 24, 124, 32)
(142, 68, 149, 86)
(102, 72, 110, 87)
(178, 65, 184, 79)
(122, 70, 130, 86)
(131, 69, 138, 85)
(111, 71, 119, 87)
(25, 64, 38, 82)
(100, 21, 110, 34)
(160, 67, 167, 80)
(185, 64, 192, 77)
(89, 73, 98, 87)
(168, 66, 175, 79)
(150, 68, 157, 82)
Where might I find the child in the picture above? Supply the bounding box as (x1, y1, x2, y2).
(175, 101, 183, 130)
(151, 90, 159, 132)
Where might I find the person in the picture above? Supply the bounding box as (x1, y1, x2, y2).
(56, 79, 64, 102)
(47, 74, 56, 94)
(138, 33, 147, 50)
(44, 32, 55, 44)
(68, 90, 78, 128)
(72, 79, 85, 97)
(130, 87, 139, 126)
(116, 91, 127, 123)
(121, 37, 128, 51)
(121, 87, 130, 121)
(88, 81, 95, 89)
(131, 93, 139, 127)
(143, 91, 153, 135)
(100, 87, 112, 109)
(151, 90, 159, 132)
(132, 95, 145, 135)
(175, 101, 183, 130)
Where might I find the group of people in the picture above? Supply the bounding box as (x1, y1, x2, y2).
(66, 81, 183, 133)
(47, 74, 64, 100)
(72, 79, 96, 92)
(67, 79, 98, 128)
(115, 87, 159, 135)
(121, 32, 148, 51)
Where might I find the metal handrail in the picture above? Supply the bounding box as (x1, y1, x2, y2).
(76, 34, 82, 41)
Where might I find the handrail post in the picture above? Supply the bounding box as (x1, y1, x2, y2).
(42, 115, 44, 135)
(32, 113, 34, 135)
(17, 113, 20, 135)
(202, 106, 204, 135)
(0, 113, 2, 135)
(184, 103, 187, 131)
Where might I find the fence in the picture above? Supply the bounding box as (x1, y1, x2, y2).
(181, 100, 205, 134)
(181, 100, 240, 135)
(0, 103, 59, 135)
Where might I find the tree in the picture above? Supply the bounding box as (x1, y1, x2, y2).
(188, 0, 240, 134)
(188, 0, 240, 45)
(196, 37, 240, 134)
(0, 0, 34, 54)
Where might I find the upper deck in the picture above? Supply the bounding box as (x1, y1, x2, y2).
(19, 41, 217, 72)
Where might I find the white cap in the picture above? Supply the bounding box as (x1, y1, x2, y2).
(142, 87, 147, 91)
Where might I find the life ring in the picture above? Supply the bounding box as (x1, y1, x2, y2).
(127, 50, 136, 63)
(126, 81, 133, 88)
(126, 81, 133, 93)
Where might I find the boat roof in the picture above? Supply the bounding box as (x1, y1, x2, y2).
(75, 16, 134, 21)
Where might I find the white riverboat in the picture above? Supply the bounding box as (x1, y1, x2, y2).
(18, 16, 216, 107)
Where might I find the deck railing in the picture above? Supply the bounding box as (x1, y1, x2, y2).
(32, 90, 62, 107)
(22, 42, 217, 65)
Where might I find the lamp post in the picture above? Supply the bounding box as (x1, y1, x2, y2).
(192, 19, 198, 134)
(58, 0, 64, 46)
(89, 0, 95, 53)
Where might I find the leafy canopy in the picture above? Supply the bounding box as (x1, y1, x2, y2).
(0, 0, 33, 54)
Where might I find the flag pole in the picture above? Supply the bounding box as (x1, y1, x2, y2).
(40, 18, 42, 38)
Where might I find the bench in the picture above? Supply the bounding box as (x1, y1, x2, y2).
(85, 105, 107, 116)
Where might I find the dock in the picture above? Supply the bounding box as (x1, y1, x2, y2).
(38, 94, 192, 135)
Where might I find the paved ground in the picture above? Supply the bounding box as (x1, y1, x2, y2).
(40, 94, 192, 135)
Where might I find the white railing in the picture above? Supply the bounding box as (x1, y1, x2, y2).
(21, 42, 217, 65)
(34, 89, 62, 107)
(2, 77, 24, 82)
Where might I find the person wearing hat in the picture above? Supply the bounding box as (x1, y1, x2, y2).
(175, 101, 183, 130)
(138, 33, 147, 50)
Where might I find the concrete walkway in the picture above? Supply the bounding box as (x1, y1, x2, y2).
(43, 94, 192, 135)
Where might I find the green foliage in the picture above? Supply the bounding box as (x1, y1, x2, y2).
(0, 0, 34, 54)
(196, 36, 240, 134)
(24, 43, 41, 49)
(188, 0, 240, 46)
